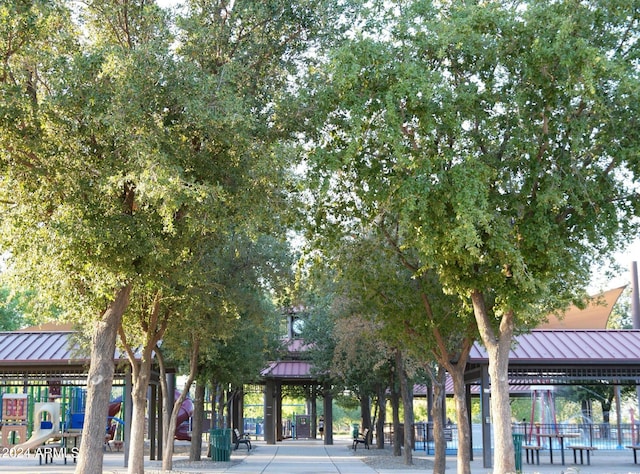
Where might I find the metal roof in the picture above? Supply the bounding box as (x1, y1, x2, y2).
(467, 330, 640, 384)
(469, 330, 640, 364)
(0, 331, 77, 365)
(0, 330, 134, 381)
(260, 361, 315, 381)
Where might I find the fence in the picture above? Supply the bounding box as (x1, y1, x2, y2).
(513, 422, 640, 450)
(384, 422, 640, 452)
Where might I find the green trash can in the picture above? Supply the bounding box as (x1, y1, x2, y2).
(351, 423, 360, 439)
(210, 428, 232, 461)
(513, 433, 524, 473)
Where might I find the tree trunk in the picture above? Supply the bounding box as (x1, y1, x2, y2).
(162, 338, 199, 471)
(121, 292, 167, 474)
(127, 363, 151, 474)
(390, 381, 401, 457)
(450, 364, 472, 474)
(471, 290, 515, 474)
(431, 366, 447, 474)
(397, 350, 413, 466)
(76, 284, 132, 474)
(376, 383, 386, 449)
(190, 381, 205, 461)
(360, 395, 371, 436)
(155, 347, 171, 448)
(217, 384, 226, 429)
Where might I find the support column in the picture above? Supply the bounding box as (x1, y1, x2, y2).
(232, 388, 244, 432)
(264, 380, 276, 444)
(157, 382, 163, 460)
(481, 365, 492, 469)
(149, 384, 157, 461)
(323, 383, 333, 445)
(631, 262, 640, 416)
(276, 382, 282, 441)
(310, 390, 317, 439)
(466, 381, 473, 461)
(124, 368, 132, 468)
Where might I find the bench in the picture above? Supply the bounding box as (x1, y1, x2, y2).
(352, 428, 370, 451)
(233, 428, 251, 451)
(522, 445, 542, 465)
(626, 445, 640, 464)
(569, 445, 597, 465)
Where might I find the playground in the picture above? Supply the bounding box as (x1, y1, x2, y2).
(0, 326, 194, 467)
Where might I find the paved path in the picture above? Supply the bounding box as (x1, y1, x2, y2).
(2, 438, 640, 473)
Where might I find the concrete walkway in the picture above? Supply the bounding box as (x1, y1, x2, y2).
(2, 439, 640, 473)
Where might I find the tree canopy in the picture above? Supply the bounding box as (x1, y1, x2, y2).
(301, 1, 640, 471)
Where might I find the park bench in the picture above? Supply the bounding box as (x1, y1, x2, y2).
(522, 445, 542, 465)
(569, 445, 597, 465)
(626, 445, 640, 464)
(233, 428, 252, 451)
(352, 428, 370, 451)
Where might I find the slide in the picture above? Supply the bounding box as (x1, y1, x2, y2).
(14, 402, 60, 451)
(174, 391, 194, 441)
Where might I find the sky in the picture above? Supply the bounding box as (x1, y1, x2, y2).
(590, 238, 640, 293)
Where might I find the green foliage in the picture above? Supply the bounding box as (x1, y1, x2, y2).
(304, 0, 640, 330)
(0, 287, 28, 330)
(608, 286, 633, 329)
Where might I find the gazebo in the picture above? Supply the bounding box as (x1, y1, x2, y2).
(464, 286, 640, 468)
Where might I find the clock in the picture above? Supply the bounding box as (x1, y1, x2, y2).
(292, 318, 305, 336)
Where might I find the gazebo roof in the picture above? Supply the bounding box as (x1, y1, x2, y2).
(260, 360, 315, 382)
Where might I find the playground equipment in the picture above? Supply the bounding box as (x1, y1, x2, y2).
(528, 386, 558, 438)
(1, 393, 29, 448)
(66, 387, 86, 430)
(14, 401, 61, 451)
(175, 391, 194, 441)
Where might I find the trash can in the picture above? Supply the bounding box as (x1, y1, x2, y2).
(513, 433, 524, 473)
(352, 424, 360, 439)
(210, 428, 231, 461)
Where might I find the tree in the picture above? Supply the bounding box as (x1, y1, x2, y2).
(309, 230, 476, 470)
(302, 1, 640, 472)
(0, 287, 32, 330)
(1, 1, 349, 472)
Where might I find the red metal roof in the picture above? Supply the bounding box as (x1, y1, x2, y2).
(0, 331, 78, 365)
(261, 360, 314, 379)
(469, 329, 640, 364)
(0, 330, 134, 373)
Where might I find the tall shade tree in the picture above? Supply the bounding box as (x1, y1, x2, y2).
(1, 1, 354, 472)
(302, 1, 640, 472)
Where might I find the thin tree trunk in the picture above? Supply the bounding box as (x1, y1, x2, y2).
(121, 292, 168, 474)
(390, 379, 401, 457)
(432, 325, 474, 474)
(431, 366, 447, 474)
(450, 364, 472, 474)
(162, 338, 200, 471)
(397, 350, 413, 466)
(360, 395, 371, 437)
(190, 381, 205, 461)
(155, 345, 170, 450)
(76, 284, 132, 474)
(376, 383, 386, 449)
(126, 362, 150, 474)
(471, 290, 515, 474)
